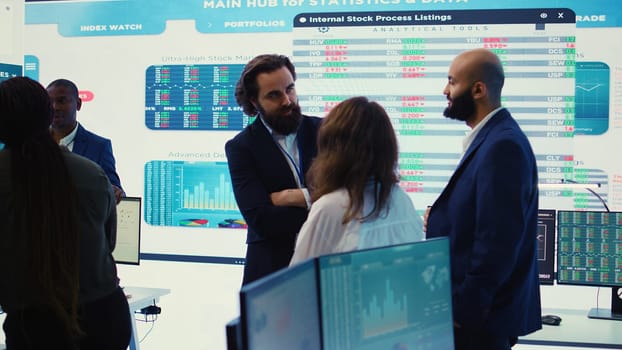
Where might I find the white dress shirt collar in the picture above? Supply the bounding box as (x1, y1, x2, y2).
(58, 122, 79, 151)
(461, 107, 504, 155)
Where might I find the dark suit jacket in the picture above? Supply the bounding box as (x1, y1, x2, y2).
(225, 116, 321, 284)
(427, 109, 542, 337)
(73, 124, 122, 189)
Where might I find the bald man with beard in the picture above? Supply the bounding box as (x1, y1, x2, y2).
(426, 49, 542, 350)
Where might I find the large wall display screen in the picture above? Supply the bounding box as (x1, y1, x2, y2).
(23, 0, 622, 263)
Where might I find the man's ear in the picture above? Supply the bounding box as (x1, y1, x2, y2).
(76, 97, 82, 111)
(250, 98, 259, 111)
(471, 81, 487, 99)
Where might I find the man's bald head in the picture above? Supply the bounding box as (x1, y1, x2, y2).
(454, 48, 505, 103)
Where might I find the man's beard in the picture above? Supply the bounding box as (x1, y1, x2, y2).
(259, 102, 303, 135)
(443, 89, 476, 123)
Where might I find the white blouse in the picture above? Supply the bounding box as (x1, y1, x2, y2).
(290, 184, 424, 265)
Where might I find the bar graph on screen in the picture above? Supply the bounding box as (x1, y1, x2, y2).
(144, 161, 245, 229)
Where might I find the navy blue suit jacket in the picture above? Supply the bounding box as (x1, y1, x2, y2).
(72, 124, 122, 189)
(225, 116, 321, 284)
(427, 109, 542, 337)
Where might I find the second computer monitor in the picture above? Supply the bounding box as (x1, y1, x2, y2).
(557, 210, 622, 320)
(239, 259, 322, 350)
(537, 209, 556, 285)
(318, 238, 454, 350)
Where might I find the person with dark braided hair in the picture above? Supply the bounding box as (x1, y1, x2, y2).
(0, 76, 131, 349)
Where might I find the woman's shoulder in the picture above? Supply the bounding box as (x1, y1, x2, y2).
(63, 150, 109, 184)
(63, 149, 100, 169)
(314, 188, 349, 207)
(390, 184, 414, 202)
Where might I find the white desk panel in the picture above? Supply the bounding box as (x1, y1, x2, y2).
(519, 308, 622, 349)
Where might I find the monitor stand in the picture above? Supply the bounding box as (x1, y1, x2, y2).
(588, 287, 622, 321)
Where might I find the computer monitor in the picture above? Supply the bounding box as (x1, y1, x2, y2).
(537, 209, 556, 285)
(112, 196, 142, 265)
(239, 259, 322, 350)
(556, 210, 622, 320)
(318, 238, 454, 350)
(225, 317, 241, 350)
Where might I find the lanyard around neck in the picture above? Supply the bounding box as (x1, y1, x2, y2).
(274, 136, 304, 187)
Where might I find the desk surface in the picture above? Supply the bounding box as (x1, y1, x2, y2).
(519, 308, 622, 348)
(123, 286, 170, 350)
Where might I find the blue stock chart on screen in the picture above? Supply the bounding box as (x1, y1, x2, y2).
(319, 239, 454, 350)
(575, 61, 610, 135)
(144, 160, 245, 228)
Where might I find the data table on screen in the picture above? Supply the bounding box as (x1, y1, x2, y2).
(557, 211, 622, 286)
(145, 64, 252, 130)
(292, 9, 576, 210)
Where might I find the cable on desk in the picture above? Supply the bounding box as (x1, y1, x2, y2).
(138, 319, 156, 344)
(134, 299, 161, 343)
(596, 287, 601, 310)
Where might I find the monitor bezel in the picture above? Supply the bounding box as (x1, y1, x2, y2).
(537, 209, 557, 285)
